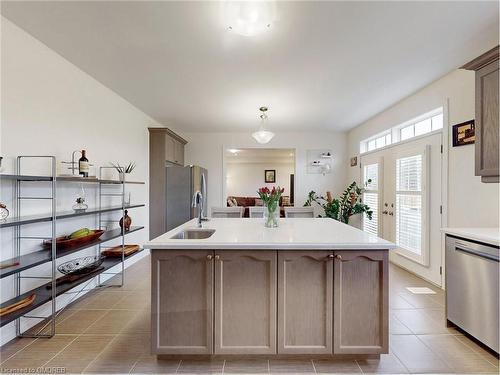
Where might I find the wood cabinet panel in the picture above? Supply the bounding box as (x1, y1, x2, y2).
(151, 250, 213, 354)
(174, 139, 184, 166)
(214, 251, 277, 354)
(333, 250, 388, 354)
(475, 61, 499, 181)
(165, 134, 176, 164)
(278, 251, 333, 354)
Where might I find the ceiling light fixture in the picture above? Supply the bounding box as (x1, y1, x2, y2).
(223, 1, 277, 37)
(252, 106, 275, 144)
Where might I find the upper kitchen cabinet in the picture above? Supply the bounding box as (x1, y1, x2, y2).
(462, 46, 499, 183)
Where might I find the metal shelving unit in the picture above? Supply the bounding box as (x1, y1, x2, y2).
(0, 156, 145, 337)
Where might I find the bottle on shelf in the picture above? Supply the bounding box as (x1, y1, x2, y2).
(78, 150, 89, 177)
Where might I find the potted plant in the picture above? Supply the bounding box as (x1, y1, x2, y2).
(257, 186, 284, 228)
(304, 181, 373, 224)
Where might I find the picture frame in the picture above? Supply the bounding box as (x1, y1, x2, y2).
(452, 120, 475, 147)
(265, 169, 276, 183)
(350, 156, 358, 167)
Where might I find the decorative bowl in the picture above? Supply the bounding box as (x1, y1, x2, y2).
(57, 255, 105, 275)
(43, 229, 105, 250)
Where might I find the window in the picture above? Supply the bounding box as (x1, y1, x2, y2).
(360, 132, 392, 153)
(363, 163, 379, 236)
(395, 154, 425, 260)
(360, 108, 443, 153)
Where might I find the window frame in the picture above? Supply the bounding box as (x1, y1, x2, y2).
(360, 107, 443, 155)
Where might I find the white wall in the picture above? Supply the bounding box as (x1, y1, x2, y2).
(226, 162, 294, 198)
(346, 69, 499, 228)
(184, 132, 348, 213)
(0, 18, 158, 344)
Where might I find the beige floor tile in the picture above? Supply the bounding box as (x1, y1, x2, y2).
(313, 359, 360, 373)
(112, 291, 151, 310)
(390, 335, 452, 373)
(83, 357, 137, 373)
(392, 309, 449, 334)
(453, 335, 499, 368)
(389, 313, 412, 335)
(0, 337, 36, 364)
(130, 354, 180, 373)
(121, 309, 151, 334)
(418, 334, 498, 373)
(177, 359, 224, 374)
(269, 359, 315, 373)
(102, 333, 150, 356)
(224, 359, 269, 373)
(389, 294, 415, 309)
(54, 309, 108, 334)
(356, 351, 408, 374)
(397, 291, 443, 309)
(83, 309, 139, 334)
(72, 291, 127, 310)
(45, 335, 113, 362)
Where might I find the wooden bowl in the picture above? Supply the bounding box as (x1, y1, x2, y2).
(43, 230, 105, 250)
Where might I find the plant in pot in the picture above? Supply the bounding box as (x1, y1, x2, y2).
(110, 162, 136, 182)
(304, 181, 373, 224)
(257, 186, 284, 228)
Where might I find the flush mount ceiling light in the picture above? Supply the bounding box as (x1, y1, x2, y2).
(252, 106, 275, 144)
(223, 1, 277, 37)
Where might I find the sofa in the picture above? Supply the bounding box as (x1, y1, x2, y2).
(227, 196, 289, 217)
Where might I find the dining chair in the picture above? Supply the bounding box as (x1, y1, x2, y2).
(284, 207, 315, 218)
(211, 206, 245, 218)
(249, 206, 265, 218)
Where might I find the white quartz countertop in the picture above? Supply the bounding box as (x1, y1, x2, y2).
(145, 218, 396, 250)
(441, 227, 499, 247)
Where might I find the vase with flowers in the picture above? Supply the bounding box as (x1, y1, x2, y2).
(258, 186, 284, 228)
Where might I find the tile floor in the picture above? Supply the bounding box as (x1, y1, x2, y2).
(1, 256, 498, 374)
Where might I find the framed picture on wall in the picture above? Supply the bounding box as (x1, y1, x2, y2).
(452, 120, 475, 147)
(265, 170, 276, 183)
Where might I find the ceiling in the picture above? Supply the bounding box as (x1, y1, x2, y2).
(226, 148, 294, 164)
(1, 1, 498, 132)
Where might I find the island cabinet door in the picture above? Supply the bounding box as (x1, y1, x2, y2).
(278, 251, 333, 354)
(214, 251, 277, 354)
(151, 250, 214, 355)
(333, 250, 389, 354)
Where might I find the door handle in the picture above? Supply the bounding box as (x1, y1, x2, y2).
(388, 211, 394, 216)
(382, 210, 388, 215)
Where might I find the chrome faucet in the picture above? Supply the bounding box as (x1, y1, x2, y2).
(192, 190, 203, 228)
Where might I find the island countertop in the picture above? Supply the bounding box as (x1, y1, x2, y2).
(144, 217, 396, 250)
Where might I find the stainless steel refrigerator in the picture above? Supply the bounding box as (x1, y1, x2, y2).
(165, 165, 208, 232)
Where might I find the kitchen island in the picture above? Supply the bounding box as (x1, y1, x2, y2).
(145, 218, 396, 357)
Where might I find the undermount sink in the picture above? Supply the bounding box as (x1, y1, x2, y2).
(170, 228, 215, 240)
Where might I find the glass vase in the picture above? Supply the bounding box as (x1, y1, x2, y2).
(264, 205, 279, 228)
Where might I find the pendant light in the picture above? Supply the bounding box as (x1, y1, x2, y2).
(252, 106, 275, 144)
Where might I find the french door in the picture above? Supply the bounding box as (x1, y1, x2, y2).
(361, 133, 442, 286)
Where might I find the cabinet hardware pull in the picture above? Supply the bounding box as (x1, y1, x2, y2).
(206, 255, 213, 260)
(388, 211, 394, 216)
(382, 210, 388, 215)
(215, 255, 220, 260)
(327, 254, 334, 259)
(335, 254, 343, 260)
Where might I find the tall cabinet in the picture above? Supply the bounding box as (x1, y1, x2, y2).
(463, 45, 499, 183)
(148, 128, 187, 239)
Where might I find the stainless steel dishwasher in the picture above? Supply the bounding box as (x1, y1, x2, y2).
(446, 235, 499, 353)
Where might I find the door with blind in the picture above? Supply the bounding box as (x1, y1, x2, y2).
(361, 133, 442, 286)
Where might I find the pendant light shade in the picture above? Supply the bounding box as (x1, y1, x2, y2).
(252, 107, 275, 144)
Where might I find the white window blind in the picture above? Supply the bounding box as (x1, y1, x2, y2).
(363, 163, 379, 236)
(396, 155, 423, 255)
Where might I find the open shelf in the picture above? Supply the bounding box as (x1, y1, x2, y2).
(0, 248, 144, 328)
(0, 226, 144, 278)
(0, 174, 144, 185)
(0, 204, 145, 228)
